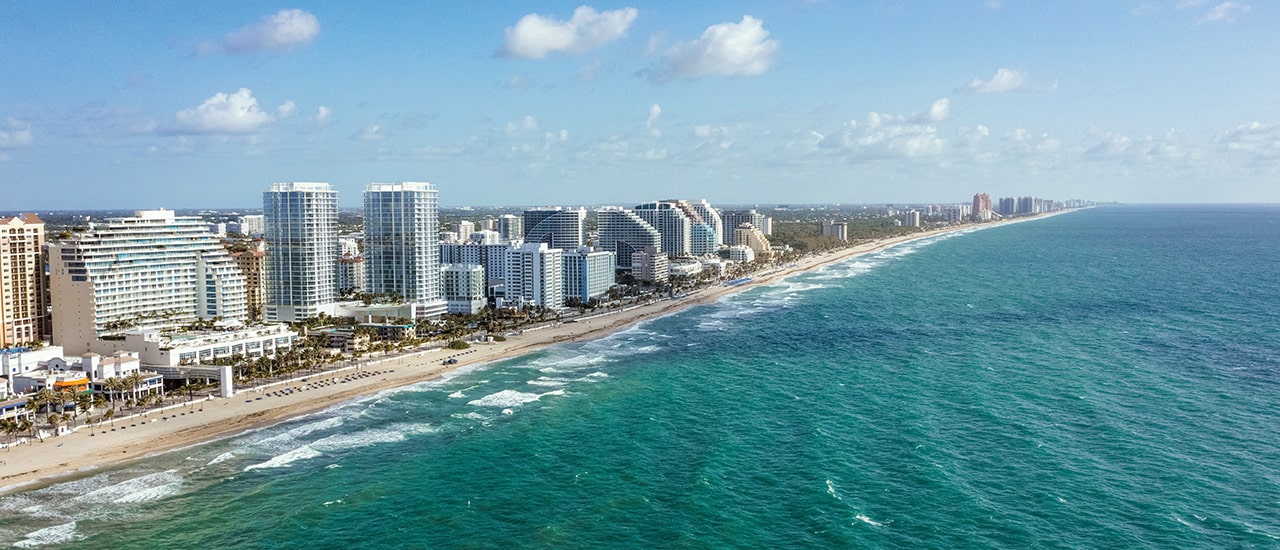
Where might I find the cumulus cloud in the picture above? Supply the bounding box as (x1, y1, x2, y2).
(965, 68, 1025, 94)
(315, 105, 332, 125)
(646, 104, 662, 136)
(927, 98, 950, 122)
(644, 16, 780, 84)
(277, 100, 297, 118)
(1200, 2, 1250, 23)
(500, 6, 638, 59)
(216, 9, 321, 54)
(0, 118, 34, 150)
(506, 115, 539, 135)
(174, 88, 277, 135)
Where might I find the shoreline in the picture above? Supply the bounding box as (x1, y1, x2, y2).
(0, 213, 1065, 495)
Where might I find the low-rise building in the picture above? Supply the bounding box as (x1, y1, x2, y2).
(88, 324, 298, 368)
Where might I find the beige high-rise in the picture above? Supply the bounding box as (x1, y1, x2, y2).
(0, 213, 47, 348)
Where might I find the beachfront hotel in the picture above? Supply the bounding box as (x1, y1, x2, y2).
(733, 223, 773, 260)
(688, 199, 724, 251)
(263, 182, 339, 323)
(720, 210, 769, 244)
(522, 208, 586, 250)
(0, 213, 47, 348)
(505, 242, 565, 310)
(596, 208, 662, 270)
(363, 182, 448, 319)
(48, 209, 248, 355)
(562, 247, 617, 304)
(634, 201, 693, 258)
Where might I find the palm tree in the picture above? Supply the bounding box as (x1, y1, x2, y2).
(74, 392, 93, 427)
(17, 418, 33, 442)
(47, 413, 63, 436)
(127, 371, 145, 405)
(0, 419, 16, 446)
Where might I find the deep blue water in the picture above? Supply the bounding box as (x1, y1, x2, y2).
(1, 205, 1277, 548)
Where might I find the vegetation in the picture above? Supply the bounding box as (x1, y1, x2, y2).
(447, 340, 470, 350)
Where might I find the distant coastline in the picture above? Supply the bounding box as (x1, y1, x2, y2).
(0, 211, 1070, 495)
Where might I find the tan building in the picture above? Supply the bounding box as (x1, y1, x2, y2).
(0, 213, 47, 348)
(232, 240, 267, 322)
(733, 223, 773, 260)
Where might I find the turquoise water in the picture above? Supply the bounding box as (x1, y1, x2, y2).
(2, 205, 1278, 548)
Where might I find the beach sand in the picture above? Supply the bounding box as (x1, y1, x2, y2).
(0, 220, 1036, 494)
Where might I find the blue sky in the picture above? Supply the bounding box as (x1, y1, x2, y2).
(2, 1, 1277, 208)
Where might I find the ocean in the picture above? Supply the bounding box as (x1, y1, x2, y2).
(1, 205, 1277, 548)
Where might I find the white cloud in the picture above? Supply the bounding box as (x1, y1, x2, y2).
(984, 0, 1003, 9)
(966, 68, 1026, 94)
(927, 98, 950, 122)
(645, 16, 780, 84)
(0, 118, 34, 150)
(315, 105, 332, 125)
(506, 115, 539, 135)
(222, 9, 321, 54)
(174, 88, 276, 135)
(1200, 2, 1250, 23)
(353, 124, 385, 142)
(277, 100, 297, 118)
(500, 6, 638, 59)
(646, 103, 662, 136)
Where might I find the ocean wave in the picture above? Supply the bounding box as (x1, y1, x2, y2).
(244, 445, 322, 472)
(468, 390, 543, 408)
(13, 521, 82, 548)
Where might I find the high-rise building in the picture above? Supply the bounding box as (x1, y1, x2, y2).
(688, 200, 723, 248)
(236, 214, 265, 237)
(49, 210, 247, 354)
(231, 240, 267, 323)
(523, 208, 585, 250)
(0, 213, 47, 347)
(263, 182, 339, 323)
(972, 193, 993, 222)
(906, 210, 921, 227)
(721, 210, 767, 244)
(506, 242, 564, 310)
(596, 208, 662, 270)
(337, 253, 365, 295)
(363, 182, 444, 312)
(441, 264, 486, 314)
(454, 220, 475, 238)
(821, 220, 848, 241)
(497, 214, 523, 242)
(562, 247, 616, 304)
(634, 201, 692, 258)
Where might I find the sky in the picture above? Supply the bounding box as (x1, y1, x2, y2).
(2, 1, 1278, 208)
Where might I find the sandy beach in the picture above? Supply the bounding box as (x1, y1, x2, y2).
(0, 219, 1041, 494)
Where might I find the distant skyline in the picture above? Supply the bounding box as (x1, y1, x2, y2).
(2, 1, 1278, 208)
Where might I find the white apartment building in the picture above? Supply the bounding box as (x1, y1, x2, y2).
(596, 208, 661, 270)
(363, 182, 446, 317)
(441, 264, 487, 314)
(562, 247, 616, 303)
(506, 243, 564, 310)
(634, 201, 692, 258)
(523, 208, 585, 250)
(49, 209, 248, 354)
(263, 182, 339, 323)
